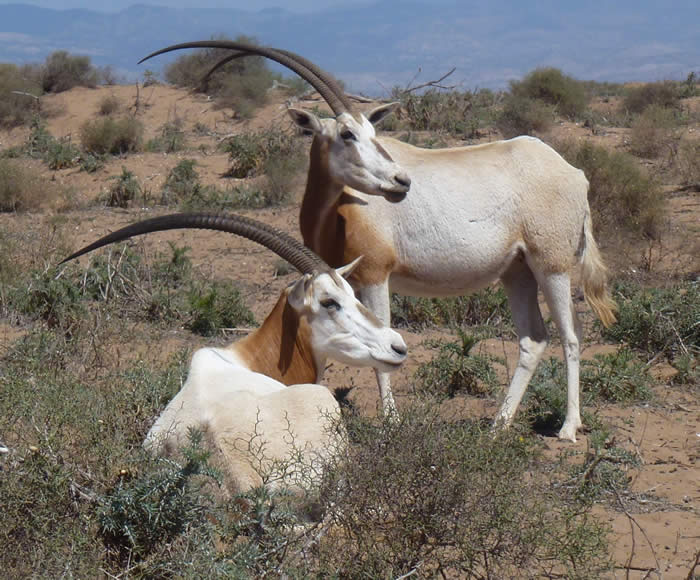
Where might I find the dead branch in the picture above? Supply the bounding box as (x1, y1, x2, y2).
(400, 67, 458, 95)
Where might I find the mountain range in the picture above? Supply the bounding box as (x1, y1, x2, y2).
(0, 1, 698, 94)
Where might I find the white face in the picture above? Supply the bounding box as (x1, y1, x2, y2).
(288, 104, 411, 202)
(287, 261, 407, 373)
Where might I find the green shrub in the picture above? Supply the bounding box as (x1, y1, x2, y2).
(602, 280, 699, 359)
(316, 401, 611, 578)
(621, 81, 681, 115)
(0, 158, 44, 212)
(398, 88, 499, 137)
(161, 158, 201, 204)
(510, 67, 589, 119)
(571, 417, 640, 501)
(215, 68, 274, 119)
(555, 139, 665, 239)
(21, 118, 79, 169)
(414, 331, 498, 398)
(99, 430, 220, 563)
(164, 34, 272, 117)
(98, 94, 120, 116)
(186, 280, 256, 336)
(390, 286, 512, 334)
(145, 120, 186, 153)
(628, 104, 677, 158)
(105, 166, 141, 208)
(0, 337, 191, 577)
(223, 128, 304, 206)
(79, 116, 143, 155)
(521, 350, 655, 434)
(581, 347, 655, 403)
(40, 50, 98, 93)
(11, 266, 85, 330)
(496, 94, 555, 138)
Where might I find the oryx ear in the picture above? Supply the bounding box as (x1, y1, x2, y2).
(335, 256, 363, 279)
(367, 102, 400, 126)
(287, 274, 312, 310)
(288, 107, 324, 135)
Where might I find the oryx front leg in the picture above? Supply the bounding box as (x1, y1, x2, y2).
(358, 281, 397, 415)
(496, 261, 548, 430)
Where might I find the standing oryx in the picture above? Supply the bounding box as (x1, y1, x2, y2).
(140, 41, 616, 442)
(62, 213, 407, 493)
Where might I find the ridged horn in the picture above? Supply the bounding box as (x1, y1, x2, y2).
(60, 213, 329, 275)
(202, 47, 353, 113)
(139, 40, 350, 116)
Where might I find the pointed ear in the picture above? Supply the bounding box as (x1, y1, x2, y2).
(367, 102, 400, 126)
(287, 107, 324, 134)
(287, 274, 312, 310)
(335, 256, 363, 279)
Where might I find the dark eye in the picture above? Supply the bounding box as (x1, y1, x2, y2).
(340, 130, 356, 141)
(320, 298, 340, 311)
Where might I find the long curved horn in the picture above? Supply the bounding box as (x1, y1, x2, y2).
(201, 48, 353, 113)
(139, 40, 351, 116)
(60, 213, 329, 275)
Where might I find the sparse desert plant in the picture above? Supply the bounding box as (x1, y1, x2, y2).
(145, 119, 186, 153)
(0, 63, 43, 127)
(571, 417, 640, 501)
(580, 347, 655, 403)
(40, 50, 99, 93)
(628, 104, 678, 158)
(0, 158, 44, 212)
(676, 137, 700, 188)
(554, 139, 665, 240)
(98, 93, 120, 116)
(621, 80, 681, 115)
(602, 280, 699, 360)
(79, 116, 143, 155)
(509, 67, 589, 119)
(496, 93, 555, 138)
(105, 166, 141, 208)
(161, 158, 201, 204)
(414, 330, 498, 398)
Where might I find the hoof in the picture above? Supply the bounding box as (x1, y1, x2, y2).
(557, 421, 581, 442)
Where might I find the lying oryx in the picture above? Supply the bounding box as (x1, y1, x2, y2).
(62, 213, 407, 493)
(138, 41, 617, 442)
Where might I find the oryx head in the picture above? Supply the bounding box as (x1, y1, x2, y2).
(61, 213, 407, 374)
(287, 104, 410, 202)
(139, 40, 411, 202)
(286, 257, 407, 372)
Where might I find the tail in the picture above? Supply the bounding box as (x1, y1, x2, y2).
(580, 210, 617, 327)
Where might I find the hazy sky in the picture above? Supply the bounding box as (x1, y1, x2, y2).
(0, 0, 372, 11)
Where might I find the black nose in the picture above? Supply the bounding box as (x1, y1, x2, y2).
(392, 343, 408, 357)
(395, 174, 411, 189)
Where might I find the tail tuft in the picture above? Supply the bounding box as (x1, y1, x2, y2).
(581, 212, 617, 327)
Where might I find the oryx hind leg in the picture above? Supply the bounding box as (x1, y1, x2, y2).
(537, 271, 582, 442)
(495, 258, 549, 429)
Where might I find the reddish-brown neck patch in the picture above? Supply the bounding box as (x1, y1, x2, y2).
(231, 291, 318, 385)
(300, 137, 396, 287)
